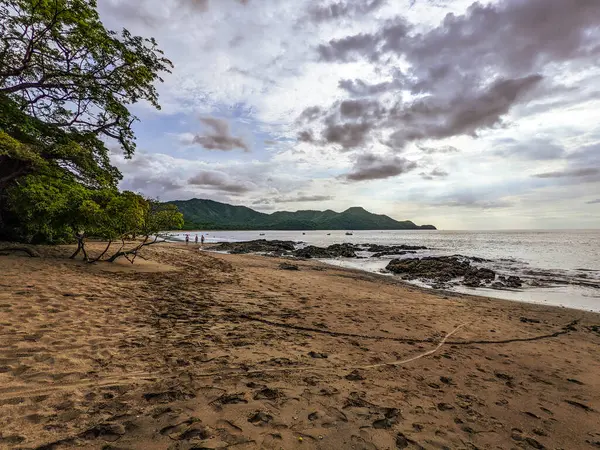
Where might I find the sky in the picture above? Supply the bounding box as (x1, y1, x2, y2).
(99, 0, 600, 230)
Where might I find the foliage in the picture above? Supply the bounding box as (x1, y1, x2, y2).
(6, 172, 183, 259)
(0, 0, 174, 243)
(0, 0, 172, 155)
(171, 198, 437, 231)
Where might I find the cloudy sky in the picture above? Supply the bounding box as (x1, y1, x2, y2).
(100, 0, 600, 229)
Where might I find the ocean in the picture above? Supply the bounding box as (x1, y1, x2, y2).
(170, 229, 600, 312)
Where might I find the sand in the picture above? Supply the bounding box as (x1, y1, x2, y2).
(0, 242, 599, 450)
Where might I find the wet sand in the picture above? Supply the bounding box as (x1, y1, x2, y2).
(0, 243, 599, 449)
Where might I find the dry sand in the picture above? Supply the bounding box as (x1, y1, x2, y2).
(0, 242, 599, 450)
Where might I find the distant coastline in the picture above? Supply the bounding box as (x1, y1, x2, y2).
(167, 198, 436, 231)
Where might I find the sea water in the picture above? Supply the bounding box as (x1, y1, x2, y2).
(171, 229, 600, 312)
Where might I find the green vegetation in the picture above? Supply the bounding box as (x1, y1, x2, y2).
(169, 199, 436, 230)
(0, 0, 183, 255)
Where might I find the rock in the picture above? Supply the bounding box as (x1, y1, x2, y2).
(248, 411, 273, 425)
(278, 262, 299, 271)
(385, 256, 505, 288)
(253, 388, 281, 400)
(366, 244, 427, 253)
(295, 243, 358, 259)
(345, 370, 365, 381)
(520, 317, 540, 324)
(212, 240, 296, 254)
(372, 250, 417, 258)
(437, 403, 454, 411)
(464, 268, 496, 287)
(308, 351, 328, 359)
(440, 376, 452, 385)
(395, 433, 409, 449)
(79, 423, 125, 442)
(506, 275, 523, 288)
(178, 425, 211, 441)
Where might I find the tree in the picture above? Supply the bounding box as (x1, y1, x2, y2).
(6, 173, 183, 261)
(0, 0, 173, 239)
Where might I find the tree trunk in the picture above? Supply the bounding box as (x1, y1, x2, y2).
(69, 233, 88, 261)
(105, 235, 166, 263)
(88, 240, 112, 263)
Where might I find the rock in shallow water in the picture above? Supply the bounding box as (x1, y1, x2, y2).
(385, 256, 499, 287)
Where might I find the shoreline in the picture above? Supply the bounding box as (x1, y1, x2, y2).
(1, 242, 599, 449)
(198, 238, 600, 313)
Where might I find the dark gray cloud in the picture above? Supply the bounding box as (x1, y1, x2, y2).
(385, 75, 542, 144)
(188, 170, 256, 194)
(345, 153, 417, 181)
(310, 0, 600, 154)
(338, 71, 403, 96)
(416, 144, 459, 154)
(420, 168, 449, 180)
(534, 168, 600, 179)
(297, 106, 323, 123)
(322, 120, 374, 149)
(304, 74, 541, 151)
(297, 130, 315, 142)
(317, 33, 381, 62)
(307, 0, 385, 22)
(318, 0, 600, 71)
(532, 143, 600, 182)
(184, 117, 250, 152)
(253, 194, 334, 204)
(586, 199, 600, 204)
(493, 138, 566, 161)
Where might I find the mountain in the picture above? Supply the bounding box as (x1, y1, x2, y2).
(168, 199, 436, 230)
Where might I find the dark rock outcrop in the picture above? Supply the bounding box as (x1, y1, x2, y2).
(211, 240, 296, 254)
(386, 256, 497, 288)
(366, 244, 427, 253)
(294, 243, 357, 258)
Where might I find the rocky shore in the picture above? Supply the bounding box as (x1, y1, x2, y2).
(209, 240, 531, 290)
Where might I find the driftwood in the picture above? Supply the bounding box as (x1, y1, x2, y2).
(106, 235, 165, 263)
(0, 246, 40, 257)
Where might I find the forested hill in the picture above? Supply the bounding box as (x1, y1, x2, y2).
(167, 199, 437, 230)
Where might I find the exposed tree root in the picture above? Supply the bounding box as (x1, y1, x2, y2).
(239, 315, 579, 346)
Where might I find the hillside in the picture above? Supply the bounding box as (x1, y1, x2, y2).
(168, 199, 436, 230)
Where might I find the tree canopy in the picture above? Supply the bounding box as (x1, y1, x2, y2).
(0, 0, 181, 245)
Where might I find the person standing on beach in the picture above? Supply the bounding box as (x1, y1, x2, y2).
(185, 234, 189, 245)
(195, 234, 198, 244)
(201, 234, 205, 247)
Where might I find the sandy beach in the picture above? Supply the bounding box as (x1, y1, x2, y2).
(1, 242, 599, 449)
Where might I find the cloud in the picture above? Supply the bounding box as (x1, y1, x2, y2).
(434, 192, 515, 209)
(310, 0, 599, 153)
(416, 144, 459, 154)
(188, 170, 257, 194)
(534, 168, 600, 179)
(586, 199, 600, 204)
(253, 194, 334, 204)
(307, 0, 386, 22)
(182, 117, 250, 152)
(322, 120, 374, 149)
(493, 138, 565, 161)
(420, 168, 449, 180)
(345, 153, 417, 181)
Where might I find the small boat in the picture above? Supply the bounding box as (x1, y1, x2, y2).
(259, 233, 265, 236)
(345, 232, 353, 236)
(327, 233, 331, 236)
